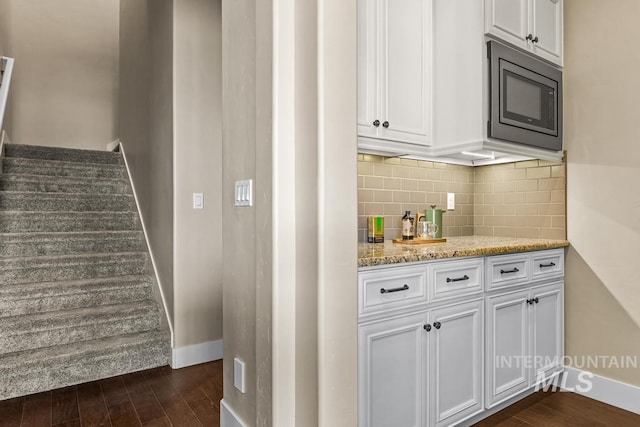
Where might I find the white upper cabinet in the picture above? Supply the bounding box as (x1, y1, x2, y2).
(486, 0, 563, 65)
(531, 0, 563, 65)
(485, 0, 529, 47)
(358, 0, 432, 146)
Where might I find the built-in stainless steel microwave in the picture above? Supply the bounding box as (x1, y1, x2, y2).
(488, 41, 563, 151)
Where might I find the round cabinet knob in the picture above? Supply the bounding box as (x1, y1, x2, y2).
(373, 119, 380, 127)
(533, 36, 539, 44)
(534, 297, 540, 304)
(424, 324, 432, 332)
(433, 321, 441, 330)
(382, 121, 390, 128)
(526, 34, 534, 41)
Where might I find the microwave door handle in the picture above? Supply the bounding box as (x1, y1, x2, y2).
(549, 90, 556, 130)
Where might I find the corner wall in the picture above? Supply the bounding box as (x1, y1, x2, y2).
(119, 0, 175, 328)
(0, 0, 12, 62)
(564, 0, 640, 386)
(7, 0, 119, 149)
(221, 0, 266, 423)
(172, 0, 223, 350)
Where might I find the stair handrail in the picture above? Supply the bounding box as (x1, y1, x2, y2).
(0, 56, 15, 137)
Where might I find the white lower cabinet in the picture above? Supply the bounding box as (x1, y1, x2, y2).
(429, 300, 484, 426)
(530, 283, 564, 383)
(359, 312, 428, 427)
(485, 282, 564, 408)
(358, 298, 483, 427)
(359, 250, 565, 426)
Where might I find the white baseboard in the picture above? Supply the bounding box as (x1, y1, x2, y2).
(171, 339, 223, 369)
(221, 399, 247, 427)
(563, 367, 640, 414)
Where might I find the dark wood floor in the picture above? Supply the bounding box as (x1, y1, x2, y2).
(474, 390, 640, 426)
(2, 361, 639, 426)
(0, 360, 222, 427)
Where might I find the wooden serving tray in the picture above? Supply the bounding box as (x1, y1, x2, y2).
(392, 238, 447, 244)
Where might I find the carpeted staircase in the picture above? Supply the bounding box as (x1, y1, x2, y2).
(0, 143, 169, 401)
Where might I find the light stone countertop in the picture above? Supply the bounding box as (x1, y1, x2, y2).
(358, 236, 569, 268)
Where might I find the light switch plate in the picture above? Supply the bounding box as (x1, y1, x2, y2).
(234, 357, 246, 393)
(235, 180, 253, 207)
(447, 192, 455, 210)
(193, 193, 204, 209)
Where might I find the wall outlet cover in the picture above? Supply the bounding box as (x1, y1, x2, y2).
(193, 193, 204, 209)
(447, 192, 455, 210)
(234, 357, 246, 393)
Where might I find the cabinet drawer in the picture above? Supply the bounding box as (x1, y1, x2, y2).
(359, 266, 427, 316)
(486, 254, 530, 291)
(430, 258, 483, 301)
(531, 249, 565, 282)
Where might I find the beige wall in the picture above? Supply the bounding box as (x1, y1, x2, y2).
(120, 0, 223, 350)
(0, 0, 12, 133)
(564, 0, 640, 385)
(119, 0, 175, 328)
(357, 155, 475, 240)
(7, 0, 118, 149)
(0, 0, 11, 59)
(173, 0, 223, 348)
(221, 0, 358, 425)
(316, 0, 358, 424)
(222, 0, 266, 423)
(147, 0, 175, 334)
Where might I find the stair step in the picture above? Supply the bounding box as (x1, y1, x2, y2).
(0, 301, 160, 354)
(0, 275, 153, 317)
(0, 191, 135, 211)
(2, 158, 126, 179)
(0, 252, 149, 285)
(4, 143, 123, 165)
(0, 231, 146, 257)
(0, 211, 140, 233)
(0, 330, 169, 400)
(0, 174, 131, 194)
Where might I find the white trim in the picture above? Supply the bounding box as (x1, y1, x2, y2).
(118, 141, 175, 347)
(0, 56, 15, 135)
(220, 399, 247, 427)
(0, 130, 6, 174)
(171, 0, 179, 366)
(563, 367, 640, 414)
(272, 0, 297, 424)
(171, 339, 223, 369)
(106, 139, 120, 152)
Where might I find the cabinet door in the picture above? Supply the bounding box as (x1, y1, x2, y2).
(530, 282, 563, 385)
(359, 312, 428, 427)
(531, 0, 563, 65)
(485, 289, 530, 408)
(378, 0, 431, 145)
(429, 300, 483, 426)
(485, 0, 529, 49)
(357, 0, 379, 139)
